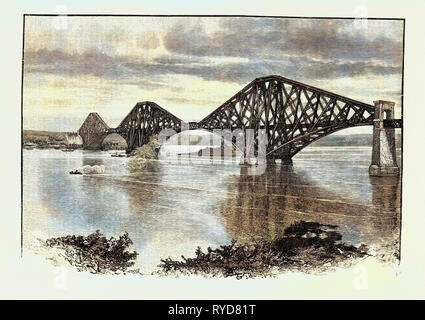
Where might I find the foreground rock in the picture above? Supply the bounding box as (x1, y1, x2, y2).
(127, 135, 161, 173)
(158, 221, 368, 279)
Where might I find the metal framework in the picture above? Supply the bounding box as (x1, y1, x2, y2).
(115, 101, 183, 152)
(78, 112, 110, 149)
(78, 75, 402, 158)
(198, 75, 375, 160)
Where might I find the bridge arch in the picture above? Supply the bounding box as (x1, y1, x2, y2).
(158, 128, 244, 160)
(101, 132, 128, 150)
(265, 121, 373, 162)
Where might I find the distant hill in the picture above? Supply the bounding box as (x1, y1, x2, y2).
(23, 130, 402, 149)
(23, 129, 127, 150)
(310, 133, 402, 148)
(23, 130, 68, 144)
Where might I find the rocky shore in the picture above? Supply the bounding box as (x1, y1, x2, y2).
(41, 221, 368, 278)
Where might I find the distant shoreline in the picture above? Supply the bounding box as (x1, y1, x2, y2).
(23, 130, 126, 150)
(23, 130, 71, 150)
(23, 129, 401, 149)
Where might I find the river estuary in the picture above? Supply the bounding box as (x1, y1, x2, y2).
(23, 146, 401, 273)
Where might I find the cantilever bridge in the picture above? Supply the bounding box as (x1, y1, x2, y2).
(78, 75, 402, 175)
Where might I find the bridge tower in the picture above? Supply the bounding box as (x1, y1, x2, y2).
(369, 100, 400, 176)
(78, 112, 111, 150)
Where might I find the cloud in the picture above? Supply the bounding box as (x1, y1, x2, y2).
(25, 47, 401, 88)
(25, 49, 128, 79)
(163, 18, 403, 64)
(23, 16, 404, 119)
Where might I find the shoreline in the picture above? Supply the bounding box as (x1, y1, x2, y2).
(23, 129, 401, 151)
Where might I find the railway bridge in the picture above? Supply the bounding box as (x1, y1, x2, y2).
(77, 75, 402, 176)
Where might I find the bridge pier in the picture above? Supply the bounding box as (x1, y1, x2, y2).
(266, 158, 276, 165)
(274, 145, 293, 166)
(369, 100, 400, 176)
(78, 113, 111, 150)
(281, 157, 293, 166)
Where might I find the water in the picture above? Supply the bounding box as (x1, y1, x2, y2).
(23, 147, 401, 273)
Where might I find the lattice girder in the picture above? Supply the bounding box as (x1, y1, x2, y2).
(116, 101, 183, 152)
(198, 75, 375, 159)
(79, 75, 379, 157)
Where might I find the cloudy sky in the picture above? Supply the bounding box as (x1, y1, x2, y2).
(23, 16, 403, 132)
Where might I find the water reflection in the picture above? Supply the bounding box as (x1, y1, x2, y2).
(82, 155, 105, 167)
(27, 150, 133, 238)
(220, 164, 400, 259)
(24, 147, 401, 272)
(369, 176, 401, 214)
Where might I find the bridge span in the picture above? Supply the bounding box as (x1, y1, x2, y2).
(77, 75, 402, 176)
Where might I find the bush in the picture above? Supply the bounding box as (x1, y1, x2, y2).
(45, 230, 138, 274)
(158, 221, 368, 279)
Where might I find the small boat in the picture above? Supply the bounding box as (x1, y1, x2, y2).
(111, 152, 126, 157)
(61, 149, 75, 152)
(69, 170, 82, 175)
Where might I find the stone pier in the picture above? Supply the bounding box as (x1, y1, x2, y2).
(369, 100, 400, 176)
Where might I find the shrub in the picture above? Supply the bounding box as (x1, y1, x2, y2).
(45, 230, 138, 274)
(158, 221, 368, 278)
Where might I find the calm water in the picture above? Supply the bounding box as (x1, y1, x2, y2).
(23, 146, 401, 273)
